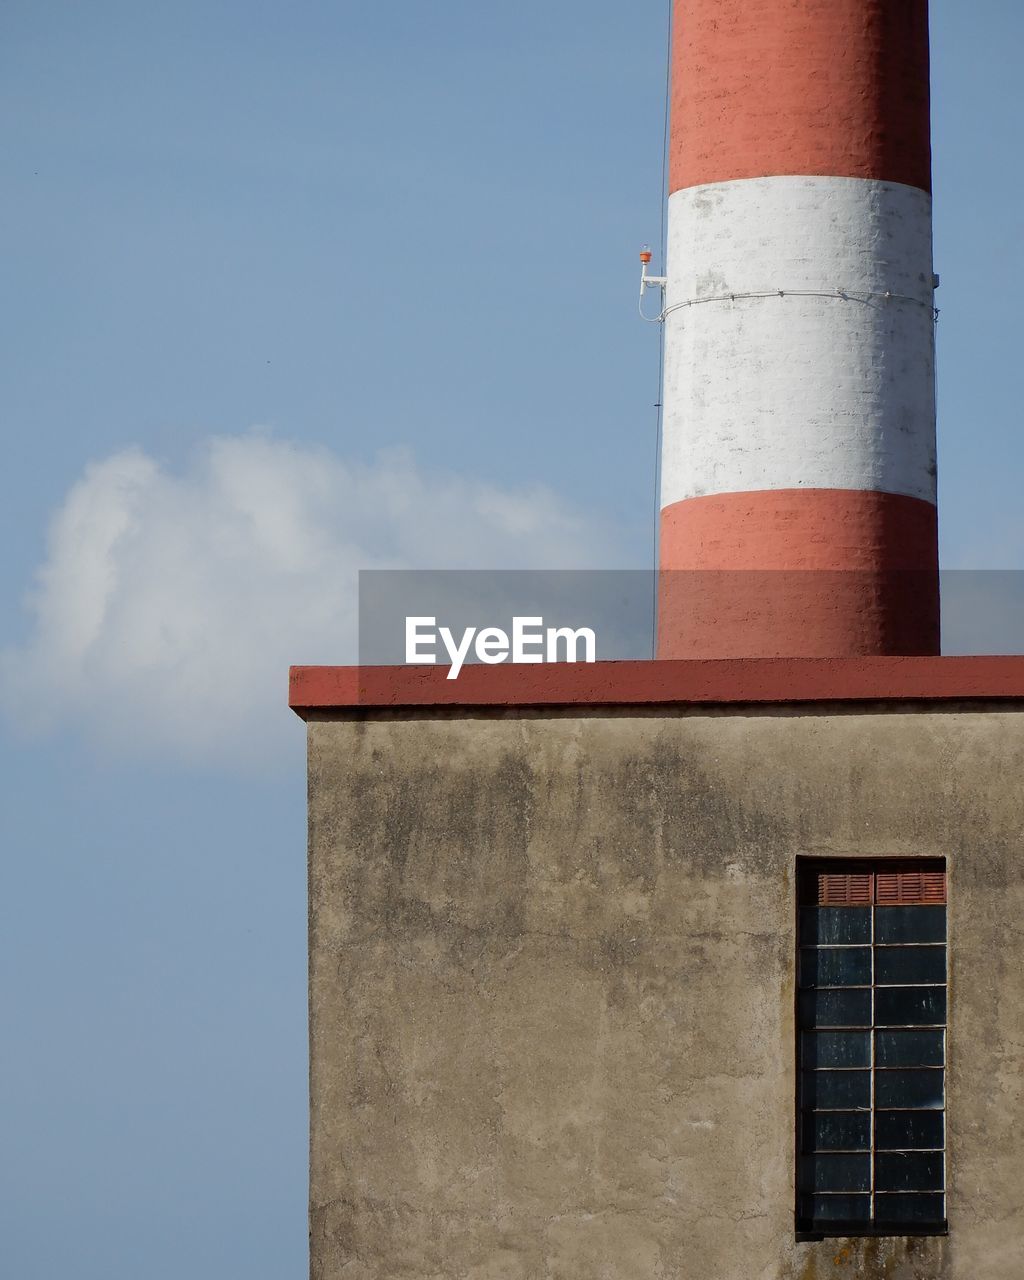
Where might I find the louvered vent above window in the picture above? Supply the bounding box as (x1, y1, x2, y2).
(812, 868, 946, 907)
(875, 871, 946, 906)
(817, 873, 873, 905)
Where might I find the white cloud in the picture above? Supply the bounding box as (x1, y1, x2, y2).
(1, 433, 624, 768)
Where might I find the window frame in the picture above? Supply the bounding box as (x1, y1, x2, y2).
(794, 858, 949, 1239)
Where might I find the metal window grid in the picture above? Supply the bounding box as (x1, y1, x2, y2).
(796, 864, 947, 1236)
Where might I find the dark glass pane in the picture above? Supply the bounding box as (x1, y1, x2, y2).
(875, 987, 946, 1026)
(800, 1071, 871, 1110)
(875, 946, 946, 986)
(800, 906, 871, 945)
(799, 1194, 872, 1223)
(800, 947, 871, 987)
(801, 1031, 871, 1069)
(875, 1069, 945, 1110)
(797, 1153, 870, 1192)
(876, 1110, 944, 1150)
(874, 1193, 946, 1224)
(799, 988, 872, 1028)
(802, 1111, 870, 1151)
(876, 1030, 945, 1068)
(875, 1152, 945, 1192)
(875, 906, 946, 945)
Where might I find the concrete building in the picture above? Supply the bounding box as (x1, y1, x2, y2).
(293, 662, 1024, 1279)
(292, 2, 1024, 1277)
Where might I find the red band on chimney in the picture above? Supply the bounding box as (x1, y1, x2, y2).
(670, 0, 932, 194)
(657, 490, 939, 659)
(660, 490, 939, 573)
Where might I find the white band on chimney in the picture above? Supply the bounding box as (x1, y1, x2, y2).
(660, 175, 937, 509)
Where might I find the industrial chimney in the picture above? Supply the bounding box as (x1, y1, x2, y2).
(655, 0, 940, 659)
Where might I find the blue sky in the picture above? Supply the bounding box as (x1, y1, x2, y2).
(1, 2, 1022, 1276)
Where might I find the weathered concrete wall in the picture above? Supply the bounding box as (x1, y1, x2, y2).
(307, 705, 1024, 1279)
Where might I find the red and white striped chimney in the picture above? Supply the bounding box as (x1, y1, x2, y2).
(656, 0, 940, 659)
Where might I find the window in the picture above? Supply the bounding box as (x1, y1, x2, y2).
(796, 860, 947, 1235)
